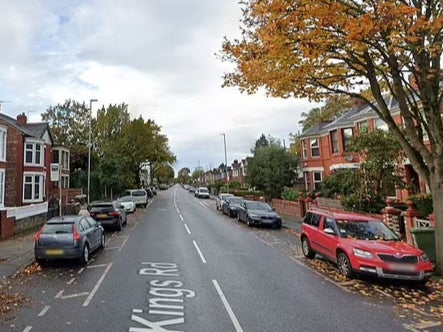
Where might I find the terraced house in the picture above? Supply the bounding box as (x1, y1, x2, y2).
(298, 96, 429, 202)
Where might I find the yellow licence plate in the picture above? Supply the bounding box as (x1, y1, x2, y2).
(97, 214, 108, 218)
(46, 249, 64, 256)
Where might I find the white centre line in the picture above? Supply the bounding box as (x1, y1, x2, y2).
(192, 241, 207, 264)
(184, 223, 191, 234)
(212, 280, 244, 332)
(119, 236, 129, 251)
(37, 305, 51, 317)
(22, 326, 32, 332)
(83, 263, 113, 307)
(179, 214, 184, 222)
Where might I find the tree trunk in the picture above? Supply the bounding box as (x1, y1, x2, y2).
(430, 174, 443, 275)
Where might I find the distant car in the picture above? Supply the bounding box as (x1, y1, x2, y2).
(196, 187, 210, 199)
(115, 196, 136, 213)
(34, 215, 105, 266)
(89, 201, 127, 231)
(216, 193, 234, 211)
(188, 186, 196, 193)
(125, 189, 148, 208)
(144, 187, 154, 198)
(237, 200, 282, 229)
(300, 208, 434, 282)
(149, 186, 157, 195)
(222, 196, 244, 218)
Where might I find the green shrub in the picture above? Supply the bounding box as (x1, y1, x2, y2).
(409, 194, 433, 218)
(281, 187, 300, 201)
(341, 193, 386, 214)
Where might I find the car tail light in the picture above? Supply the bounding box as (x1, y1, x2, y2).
(73, 225, 82, 242)
(108, 211, 119, 217)
(34, 227, 43, 242)
(90, 212, 96, 217)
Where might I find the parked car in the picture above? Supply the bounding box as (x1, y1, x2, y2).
(34, 215, 105, 266)
(300, 207, 434, 282)
(115, 195, 136, 213)
(125, 189, 148, 208)
(89, 201, 127, 231)
(144, 187, 154, 198)
(222, 196, 244, 218)
(188, 186, 196, 193)
(216, 193, 234, 211)
(237, 200, 282, 229)
(149, 186, 157, 195)
(196, 187, 210, 199)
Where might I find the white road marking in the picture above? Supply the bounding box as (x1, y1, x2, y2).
(66, 278, 75, 285)
(197, 201, 208, 209)
(61, 292, 89, 299)
(179, 214, 184, 222)
(132, 309, 143, 314)
(192, 241, 207, 264)
(37, 305, 50, 317)
(87, 264, 108, 269)
(82, 263, 113, 307)
(55, 290, 64, 298)
(78, 267, 85, 274)
(22, 326, 32, 332)
(184, 224, 191, 235)
(119, 236, 130, 251)
(212, 280, 244, 332)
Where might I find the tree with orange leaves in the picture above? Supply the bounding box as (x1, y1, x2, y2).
(220, 0, 443, 274)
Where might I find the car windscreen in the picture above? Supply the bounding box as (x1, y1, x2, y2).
(132, 190, 146, 197)
(199, 188, 209, 193)
(42, 223, 73, 234)
(228, 198, 243, 205)
(118, 196, 132, 202)
(335, 219, 400, 241)
(246, 202, 272, 211)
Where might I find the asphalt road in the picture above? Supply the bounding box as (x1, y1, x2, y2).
(2, 185, 407, 331)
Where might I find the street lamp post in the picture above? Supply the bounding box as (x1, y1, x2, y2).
(221, 133, 229, 193)
(87, 99, 98, 205)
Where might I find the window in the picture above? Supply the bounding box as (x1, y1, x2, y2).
(303, 171, 310, 191)
(310, 138, 320, 157)
(313, 171, 322, 191)
(311, 213, 321, 227)
(357, 121, 369, 133)
(23, 173, 44, 202)
(330, 130, 339, 154)
(24, 141, 44, 166)
(342, 128, 353, 151)
(302, 140, 307, 159)
(0, 127, 6, 162)
(375, 118, 388, 131)
(0, 169, 4, 207)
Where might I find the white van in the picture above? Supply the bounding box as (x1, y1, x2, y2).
(125, 189, 148, 208)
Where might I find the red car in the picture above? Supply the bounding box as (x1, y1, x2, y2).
(300, 208, 434, 283)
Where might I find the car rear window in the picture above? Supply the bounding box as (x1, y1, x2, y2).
(42, 223, 73, 234)
(90, 205, 114, 213)
(304, 212, 321, 227)
(132, 190, 146, 197)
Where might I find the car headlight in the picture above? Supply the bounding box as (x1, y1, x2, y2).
(249, 213, 260, 219)
(353, 248, 373, 259)
(420, 254, 430, 262)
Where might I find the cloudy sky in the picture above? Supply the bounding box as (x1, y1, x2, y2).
(0, 0, 317, 173)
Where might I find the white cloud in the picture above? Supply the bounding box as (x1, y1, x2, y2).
(0, 0, 318, 174)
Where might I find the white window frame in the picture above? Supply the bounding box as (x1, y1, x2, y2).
(0, 169, 4, 207)
(0, 127, 6, 162)
(313, 171, 323, 191)
(23, 172, 45, 203)
(310, 138, 320, 157)
(24, 140, 44, 166)
(375, 118, 388, 131)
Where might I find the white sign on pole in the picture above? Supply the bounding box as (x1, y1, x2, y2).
(51, 163, 60, 181)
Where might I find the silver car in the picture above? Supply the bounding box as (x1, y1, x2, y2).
(34, 215, 105, 266)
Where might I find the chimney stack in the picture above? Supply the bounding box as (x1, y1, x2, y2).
(17, 113, 27, 125)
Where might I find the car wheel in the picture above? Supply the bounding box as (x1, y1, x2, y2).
(237, 213, 241, 222)
(116, 218, 122, 231)
(337, 252, 354, 278)
(100, 233, 106, 249)
(80, 245, 89, 265)
(246, 217, 253, 227)
(36, 258, 46, 267)
(301, 237, 315, 259)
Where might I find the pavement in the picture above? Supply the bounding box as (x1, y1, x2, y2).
(0, 205, 302, 281)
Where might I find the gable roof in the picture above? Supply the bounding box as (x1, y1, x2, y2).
(0, 113, 53, 143)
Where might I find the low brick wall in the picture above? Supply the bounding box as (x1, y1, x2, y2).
(272, 199, 304, 218)
(15, 213, 47, 236)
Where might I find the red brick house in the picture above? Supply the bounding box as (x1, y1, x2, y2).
(298, 96, 428, 201)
